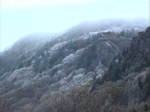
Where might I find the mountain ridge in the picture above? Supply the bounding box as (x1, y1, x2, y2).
(0, 22, 149, 111)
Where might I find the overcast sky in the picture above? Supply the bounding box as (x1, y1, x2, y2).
(0, 0, 149, 51)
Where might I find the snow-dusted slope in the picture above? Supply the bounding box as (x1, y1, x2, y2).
(0, 19, 147, 111)
(0, 29, 133, 111)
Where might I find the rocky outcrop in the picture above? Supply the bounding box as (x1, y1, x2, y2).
(103, 27, 150, 81)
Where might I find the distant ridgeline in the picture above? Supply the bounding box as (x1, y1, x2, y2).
(103, 27, 150, 81)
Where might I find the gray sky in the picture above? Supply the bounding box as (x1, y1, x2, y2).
(0, 0, 149, 51)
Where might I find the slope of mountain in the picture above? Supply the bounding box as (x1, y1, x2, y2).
(0, 33, 58, 75)
(0, 21, 149, 111)
(103, 27, 150, 81)
(37, 27, 150, 112)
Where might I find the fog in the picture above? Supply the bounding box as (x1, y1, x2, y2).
(0, 0, 149, 52)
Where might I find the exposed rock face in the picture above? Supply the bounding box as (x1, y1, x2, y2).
(104, 27, 150, 81)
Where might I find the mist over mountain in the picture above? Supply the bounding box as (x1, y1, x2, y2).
(0, 19, 149, 112)
(63, 18, 149, 39)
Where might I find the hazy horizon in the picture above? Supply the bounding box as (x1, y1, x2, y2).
(0, 0, 149, 52)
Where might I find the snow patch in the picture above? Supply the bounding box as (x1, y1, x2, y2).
(89, 31, 99, 35)
(114, 59, 119, 63)
(105, 41, 111, 47)
(62, 54, 76, 64)
(50, 41, 67, 52)
(73, 74, 84, 81)
(75, 48, 85, 56)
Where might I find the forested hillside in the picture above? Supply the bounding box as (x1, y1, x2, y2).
(0, 22, 149, 111)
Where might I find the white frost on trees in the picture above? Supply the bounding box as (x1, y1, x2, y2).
(62, 54, 76, 64)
